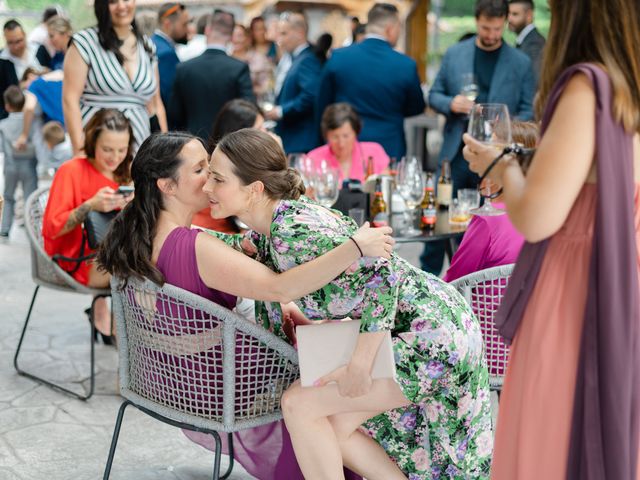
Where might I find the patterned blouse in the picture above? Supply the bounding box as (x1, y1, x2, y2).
(71, 27, 157, 150)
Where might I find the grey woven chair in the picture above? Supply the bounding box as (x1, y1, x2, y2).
(450, 264, 514, 392)
(13, 187, 110, 400)
(104, 277, 300, 480)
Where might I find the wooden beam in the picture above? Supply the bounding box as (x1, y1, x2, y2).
(405, 0, 429, 83)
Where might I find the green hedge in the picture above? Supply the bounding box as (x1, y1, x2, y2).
(441, 0, 550, 17)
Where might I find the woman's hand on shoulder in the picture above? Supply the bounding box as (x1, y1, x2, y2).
(351, 221, 394, 259)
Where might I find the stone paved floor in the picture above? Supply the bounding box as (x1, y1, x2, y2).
(0, 174, 428, 479)
(0, 223, 258, 480)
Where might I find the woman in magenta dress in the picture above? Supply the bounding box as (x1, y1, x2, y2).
(444, 121, 537, 282)
(307, 103, 390, 184)
(462, 0, 640, 477)
(98, 132, 393, 479)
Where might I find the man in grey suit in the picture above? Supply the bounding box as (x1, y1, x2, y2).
(423, 0, 535, 275)
(508, 0, 545, 79)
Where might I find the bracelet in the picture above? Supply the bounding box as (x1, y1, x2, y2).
(349, 236, 363, 257)
(479, 144, 536, 183)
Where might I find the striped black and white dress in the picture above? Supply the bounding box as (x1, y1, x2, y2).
(71, 27, 157, 150)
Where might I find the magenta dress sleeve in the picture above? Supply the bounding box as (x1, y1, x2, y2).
(444, 217, 491, 282)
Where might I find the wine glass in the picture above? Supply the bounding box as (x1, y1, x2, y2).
(460, 73, 479, 102)
(396, 156, 425, 236)
(312, 166, 340, 208)
(467, 103, 511, 216)
(258, 88, 276, 114)
(289, 154, 316, 198)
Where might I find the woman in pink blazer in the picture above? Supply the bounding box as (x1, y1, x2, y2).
(307, 103, 390, 184)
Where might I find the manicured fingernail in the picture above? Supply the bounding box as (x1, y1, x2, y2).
(313, 380, 321, 387)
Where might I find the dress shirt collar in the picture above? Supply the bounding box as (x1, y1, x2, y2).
(154, 29, 175, 47)
(205, 43, 228, 53)
(516, 24, 536, 46)
(363, 34, 389, 43)
(291, 42, 310, 59)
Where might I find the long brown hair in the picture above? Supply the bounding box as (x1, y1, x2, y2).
(536, 0, 640, 133)
(97, 132, 199, 286)
(83, 109, 134, 184)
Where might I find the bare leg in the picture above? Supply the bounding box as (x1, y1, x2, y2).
(329, 410, 407, 480)
(87, 263, 112, 336)
(281, 378, 410, 480)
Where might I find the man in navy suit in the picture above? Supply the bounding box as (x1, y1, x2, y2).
(152, 3, 190, 109)
(423, 0, 535, 275)
(169, 10, 254, 141)
(265, 12, 321, 154)
(316, 3, 426, 160)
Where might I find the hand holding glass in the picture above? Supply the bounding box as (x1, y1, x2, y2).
(467, 103, 511, 216)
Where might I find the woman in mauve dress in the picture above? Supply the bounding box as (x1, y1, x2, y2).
(462, 0, 640, 477)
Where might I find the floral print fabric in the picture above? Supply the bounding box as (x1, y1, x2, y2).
(213, 197, 493, 478)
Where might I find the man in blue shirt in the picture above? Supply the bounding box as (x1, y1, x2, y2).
(152, 3, 190, 108)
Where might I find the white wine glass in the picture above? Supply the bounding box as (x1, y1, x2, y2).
(467, 103, 511, 216)
(396, 156, 425, 236)
(460, 73, 478, 102)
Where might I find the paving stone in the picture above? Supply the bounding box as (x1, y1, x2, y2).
(0, 467, 26, 480)
(0, 406, 57, 434)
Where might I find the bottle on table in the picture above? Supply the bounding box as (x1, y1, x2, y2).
(437, 159, 453, 209)
(370, 179, 389, 227)
(365, 156, 375, 180)
(420, 173, 437, 231)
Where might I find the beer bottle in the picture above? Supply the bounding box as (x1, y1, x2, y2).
(370, 179, 389, 227)
(421, 173, 437, 231)
(365, 156, 375, 180)
(437, 159, 453, 209)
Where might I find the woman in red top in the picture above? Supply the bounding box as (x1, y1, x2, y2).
(43, 109, 133, 340)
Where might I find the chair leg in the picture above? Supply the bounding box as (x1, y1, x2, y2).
(220, 433, 234, 479)
(210, 431, 222, 480)
(13, 285, 98, 401)
(13, 285, 39, 371)
(103, 400, 131, 479)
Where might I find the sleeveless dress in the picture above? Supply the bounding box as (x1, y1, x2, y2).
(491, 184, 640, 479)
(71, 27, 157, 150)
(156, 227, 356, 480)
(225, 197, 493, 479)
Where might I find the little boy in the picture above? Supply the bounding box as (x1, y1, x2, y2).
(42, 120, 72, 173)
(0, 85, 37, 237)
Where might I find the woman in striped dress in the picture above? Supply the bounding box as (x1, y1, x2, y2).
(63, 0, 166, 154)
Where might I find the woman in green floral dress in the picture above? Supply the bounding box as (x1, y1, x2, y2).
(205, 129, 493, 479)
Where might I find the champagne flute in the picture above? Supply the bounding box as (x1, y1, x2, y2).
(396, 156, 425, 236)
(467, 103, 511, 216)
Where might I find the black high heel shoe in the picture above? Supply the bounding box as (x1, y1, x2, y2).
(84, 308, 115, 346)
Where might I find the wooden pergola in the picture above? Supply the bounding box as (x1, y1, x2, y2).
(136, 0, 429, 81)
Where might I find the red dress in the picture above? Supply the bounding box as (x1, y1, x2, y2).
(42, 156, 119, 285)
